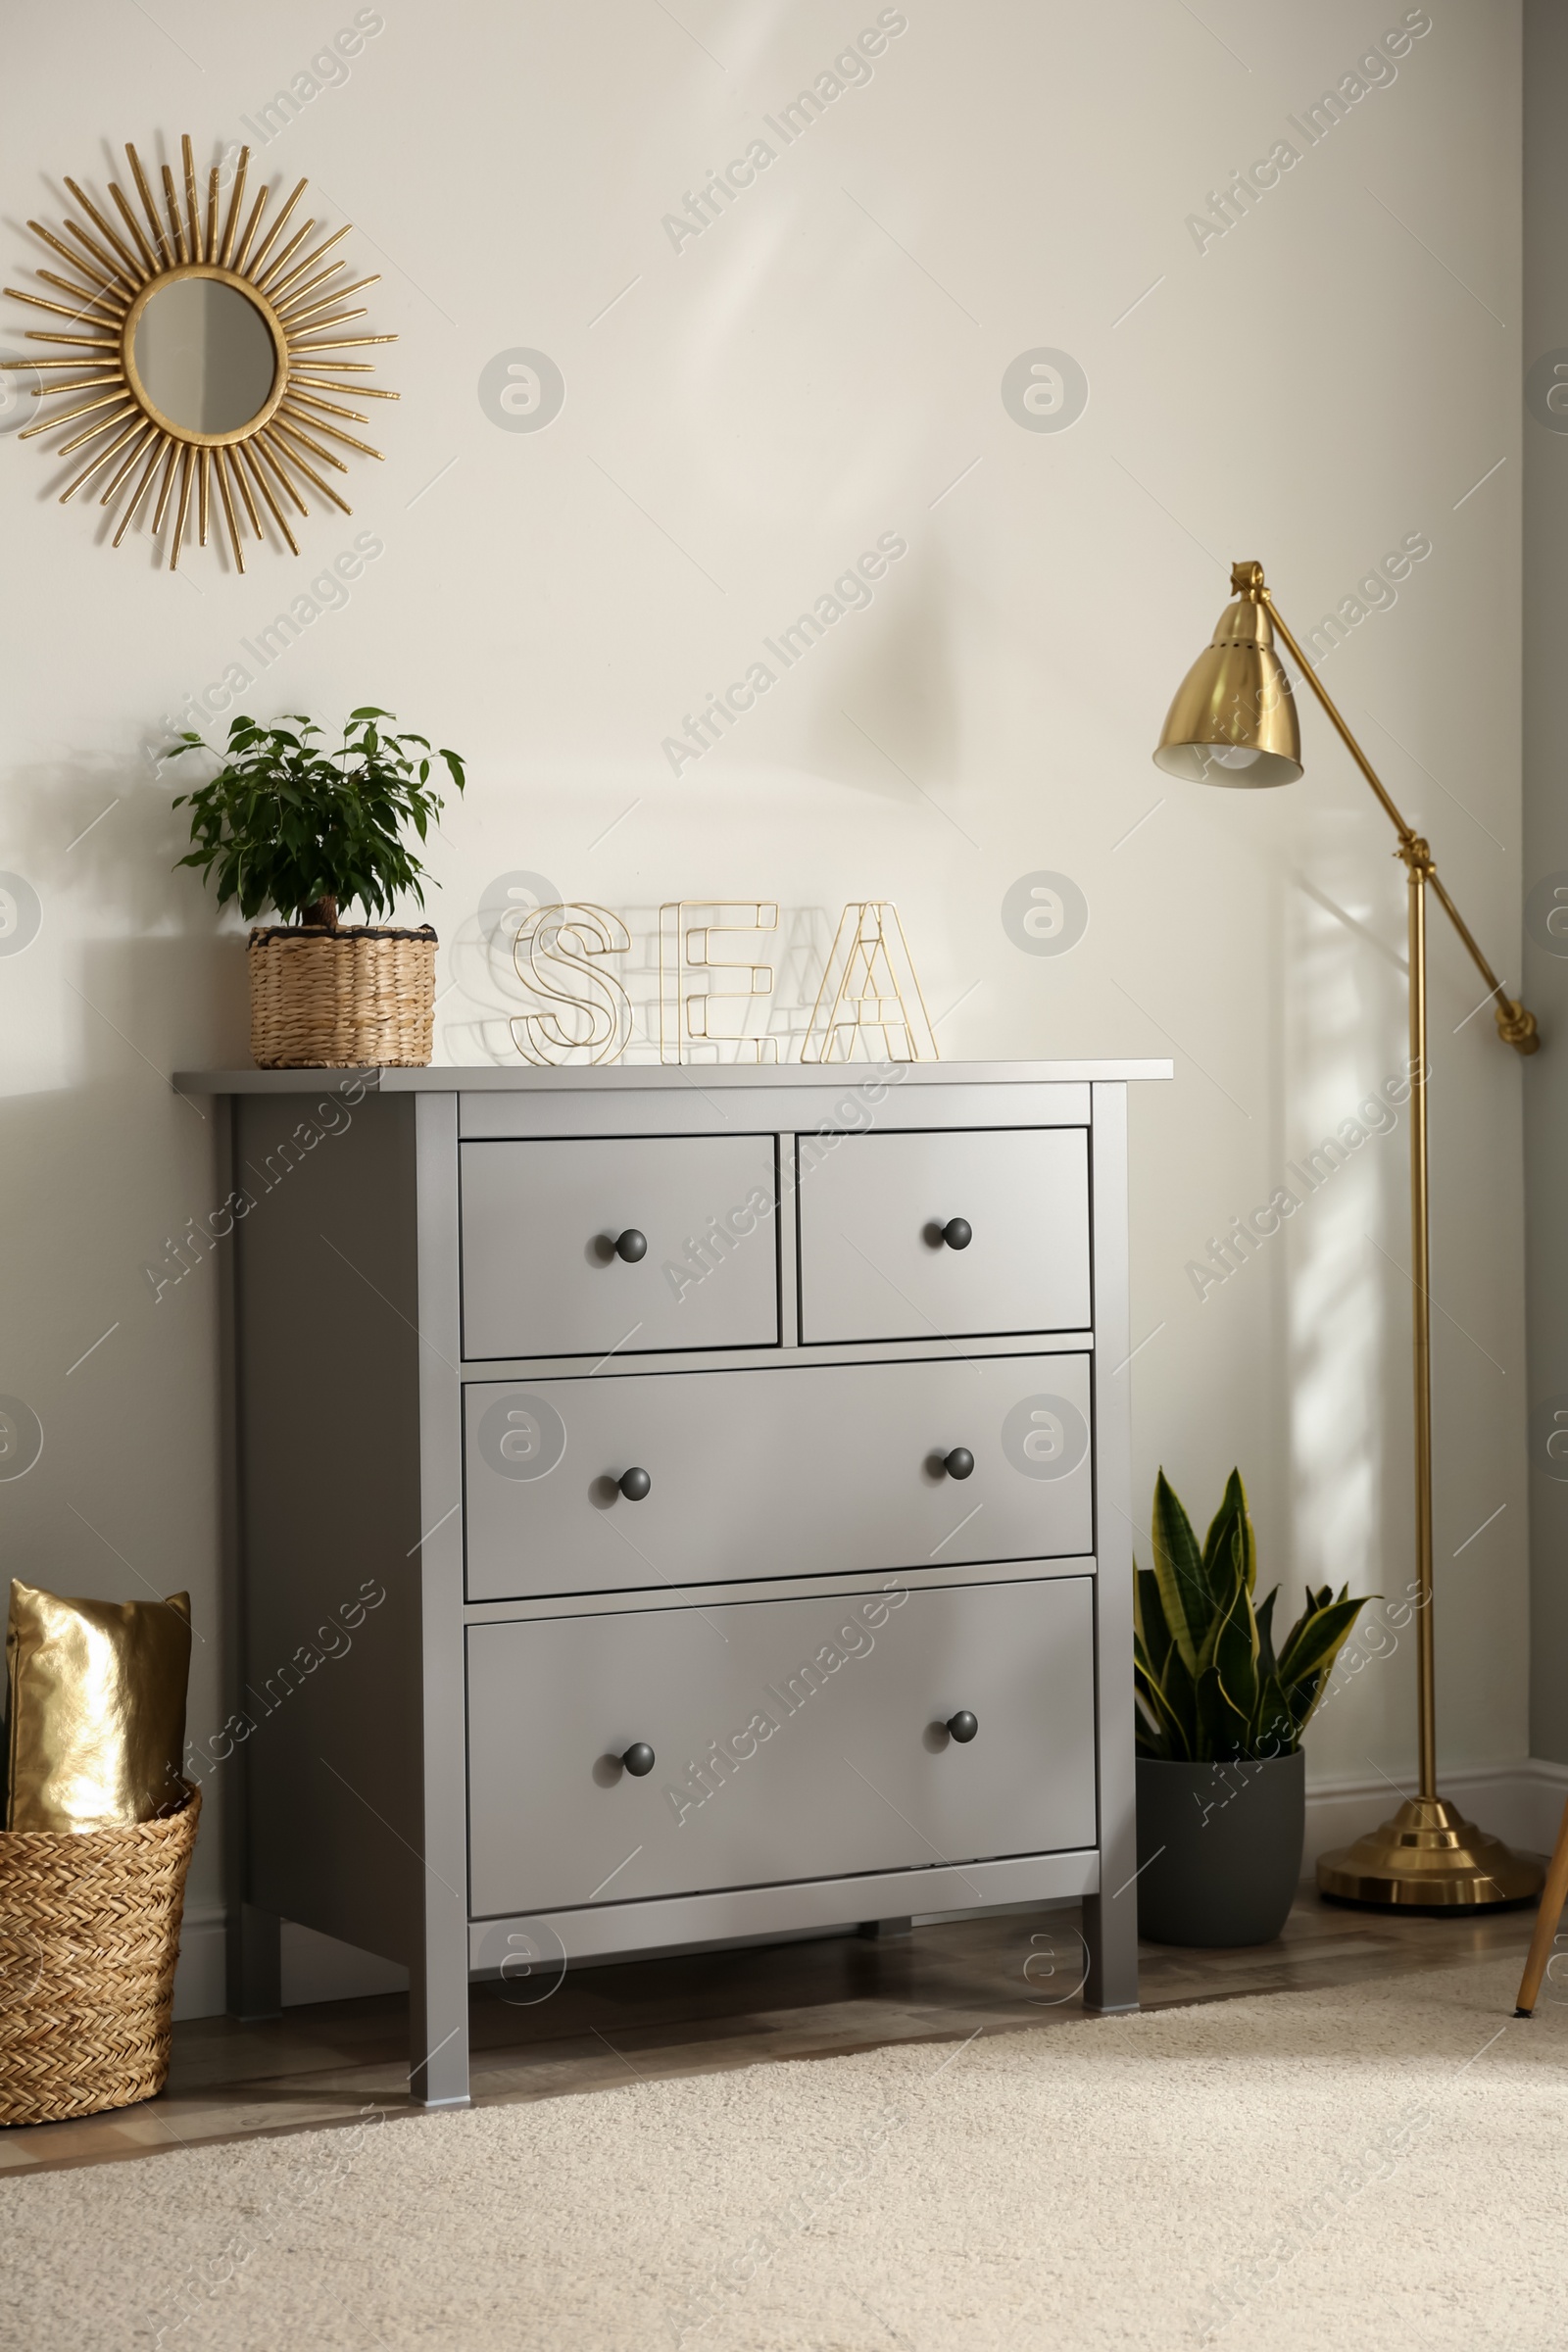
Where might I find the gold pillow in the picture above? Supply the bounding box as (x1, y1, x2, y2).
(4, 1580, 192, 1833)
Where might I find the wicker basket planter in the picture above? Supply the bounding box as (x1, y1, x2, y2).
(248, 924, 437, 1067)
(0, 1785, 200, 2127)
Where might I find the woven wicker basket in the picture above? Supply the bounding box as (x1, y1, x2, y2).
(248, 925, 437, 1068)
(0, 1784, 200, 2127)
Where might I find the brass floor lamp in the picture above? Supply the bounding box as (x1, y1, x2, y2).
(1152, 561, 1543, 1909)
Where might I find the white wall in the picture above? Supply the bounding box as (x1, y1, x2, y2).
(0, 0, 1527, 1956)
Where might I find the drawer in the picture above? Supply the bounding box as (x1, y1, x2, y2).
(459, 1134, 779, 1359)
(466, 1576, 1097, 1916)
(463, 1351, 1093, 1600)
(796, 1126, 1091, 1344)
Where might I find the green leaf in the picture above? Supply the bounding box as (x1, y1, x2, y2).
(1135, 1649, 1190, 1761)
(1194, 1663, 1248, 1762)
(170, 706, 466, 924)
(1287, 1669, 1332, 1740)
(1133, 1646, 1184, 1759)
(1134, 1566, 1172, 1682)
(1158, 1641, 1197, 1758)
(1196, 1521, 1244, 1676)
(1211, 1545, 1259, 1725)
(1132, 1469, 1364, 1761)
(1200, 1467, 1241, 1588)
(1200, 1470, 1256, 1614)
(1233, 1482, 1256, 1596)
(1276, 1592, 1373, 1692)
(1151, 1469, 1209, 1679)
(1252, 1674, 1295, 1756)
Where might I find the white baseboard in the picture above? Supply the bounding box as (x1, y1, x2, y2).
(1303, 1756, 1568, 1875)
(171, 1760, 1568, 2022)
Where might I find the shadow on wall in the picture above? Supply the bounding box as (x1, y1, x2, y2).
(798, 535, 960, 799)
(78, 935, 251, 1079)
(0, 937, 249, 1918)
(3, 744, 253, 946)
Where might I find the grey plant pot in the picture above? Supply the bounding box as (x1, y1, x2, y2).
(1135, 1749, 1306, 1947)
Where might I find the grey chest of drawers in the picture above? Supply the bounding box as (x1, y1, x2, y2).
(181, 1056, 1169, 2106)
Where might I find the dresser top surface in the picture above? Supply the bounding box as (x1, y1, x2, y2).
(175, 1057, 1173, 1096)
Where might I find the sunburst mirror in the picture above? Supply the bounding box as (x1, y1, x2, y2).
(2, 136, 396, 571)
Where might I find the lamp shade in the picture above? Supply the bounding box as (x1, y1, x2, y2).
(1153, 587, 1302, 786)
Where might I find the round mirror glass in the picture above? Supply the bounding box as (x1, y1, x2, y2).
(132, 277, 275, 435)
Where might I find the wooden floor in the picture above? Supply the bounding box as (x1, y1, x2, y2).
(0, 1891, 1542, 2177)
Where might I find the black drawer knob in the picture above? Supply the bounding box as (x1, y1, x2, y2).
(617, 1466, 652, 1501)
(943, 1446, 975, 1481)
(621, 1742, 656, 1777)
(613, 1229, 648, 1262)
(946, 1711, 979, 1743)
(941, 1217, 972, 1251)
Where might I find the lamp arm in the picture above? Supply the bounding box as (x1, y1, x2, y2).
(1261, 588, 1541, 1056)
(1261, 591, 1415, 842)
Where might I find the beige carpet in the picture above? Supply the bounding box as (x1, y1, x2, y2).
(3, 1955, 1565, 2352)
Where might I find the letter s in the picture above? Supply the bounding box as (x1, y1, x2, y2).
(512, 904, 632, 1067)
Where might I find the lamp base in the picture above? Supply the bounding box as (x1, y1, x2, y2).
(1316, 1796, 1543, 1910)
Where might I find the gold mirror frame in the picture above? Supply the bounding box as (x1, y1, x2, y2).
(2, 136, 397, 571)
(122, 266, 290, 446)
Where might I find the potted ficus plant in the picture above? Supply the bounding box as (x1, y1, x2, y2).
(1134, 1468, 1371, 1946)
(170, 709, 466, 1068)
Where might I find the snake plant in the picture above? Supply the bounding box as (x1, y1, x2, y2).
(1134, 1468, 1371, 1762)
